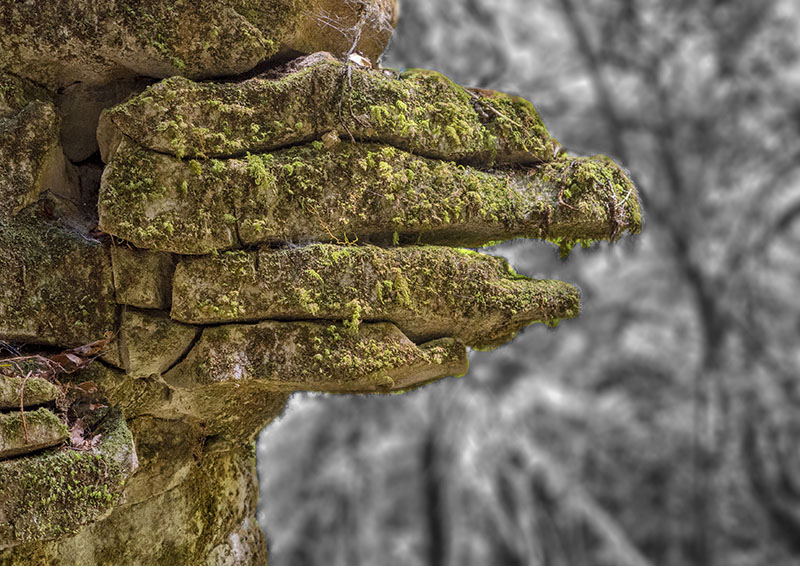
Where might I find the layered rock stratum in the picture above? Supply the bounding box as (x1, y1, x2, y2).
(0, 1, 641, 564)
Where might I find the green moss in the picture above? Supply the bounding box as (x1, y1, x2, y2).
(172, 244, 580, 349)
(104, 58, 555, 165)
(0, 410, 134, 543)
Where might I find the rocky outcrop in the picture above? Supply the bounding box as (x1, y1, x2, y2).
(99, 138, 639, 254)
(170, 244, 579, 347)
(0, 0, 398, 90)
(0, 1, 642, 563)
(98, 54, 553, 164)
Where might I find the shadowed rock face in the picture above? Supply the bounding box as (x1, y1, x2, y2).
(0, 3, 641, 563)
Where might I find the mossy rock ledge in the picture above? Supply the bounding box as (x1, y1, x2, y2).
(0, 7, 640, 563)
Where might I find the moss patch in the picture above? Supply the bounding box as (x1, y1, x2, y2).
(101, 55, 553, 165)
(171, 244, 580, 348)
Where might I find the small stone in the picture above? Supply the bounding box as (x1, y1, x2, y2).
(111, 246, 176, 310)
(0, 376, 59, 409)
(0, 76, 73, 218)
(119, 310, 200, 378)
(0, 408, 68, 460)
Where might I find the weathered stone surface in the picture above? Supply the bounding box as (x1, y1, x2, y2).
(0, 1, 397, 90)
(98, 53, 553, 165)
(171, 244, 579, 348)
(110, 245, 176, 310)
(0, 409, 137, 549)
(0, 409, 68, 460)
(0, 207, 117, 348)
(0, 445, 266, 565)
(119, 310, 200, 378)
(121, 417, 205, 506)
(0, 376, 59, 410)
(0, 76, 72, 218)
(165, 321, 468, 393)
(99, 139, 640, 254)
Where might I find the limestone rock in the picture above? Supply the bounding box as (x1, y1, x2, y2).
(111, 246, 176, 310)
(98, 54, 553, 165)
(0, 408, 67, 460)
(164, 321, 468, 393)
(0, 206, 117, 348)
(119, 310, 200, 378)
(0, 410, 137, 548)
(0, 1, 397, 90)
(99, 139, 641, 254)
(171, 244, 580, 348)
(0, 76, 72, 218)
(0, 445, 266, 564)
(0, 377, 59, 410)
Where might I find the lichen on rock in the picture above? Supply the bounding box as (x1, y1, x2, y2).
(0, 0, 397, 90)
(171, 243, 580, 348)
(0, 75, 72, 218)
(164, 320, 468, 393)
(98, 53, 553, 165)
(99, 139, 640, 254)
(0, 204, 117, 348)
(0, 409, 137, 547)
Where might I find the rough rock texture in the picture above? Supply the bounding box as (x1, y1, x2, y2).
(171, 244, 580, 348)
(0, 4, 641, 563)
(99, 139, 639, 254)
(0, 0, 398, 90)
(0, 75, 73, 218)
(0, 205, 117, 348)
(99, 53, 553, 165)
(0, 409, 68, 460)
(110, 246, 176, 310)
(0, 377, 58, 410)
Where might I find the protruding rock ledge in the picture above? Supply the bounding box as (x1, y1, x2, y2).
(0, 408, 67, 460)
(0, 1, 397, 89)
(0, 410, 137, 548)
(171, 244, 580, 349)
(164, 321, 468, 393)
(98, 53, 553, 165)
(0, 205, 117, 348)
(99, 140, 641, 255)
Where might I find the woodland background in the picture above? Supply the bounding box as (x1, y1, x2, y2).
(256, 1, 800, 564)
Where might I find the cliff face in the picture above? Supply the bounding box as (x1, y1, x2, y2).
(0, 1, 640, 564)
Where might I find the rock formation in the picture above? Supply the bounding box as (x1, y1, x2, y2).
(0, 1, 641, 563)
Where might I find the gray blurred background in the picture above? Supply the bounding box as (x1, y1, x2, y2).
(256, 1, 800, 564)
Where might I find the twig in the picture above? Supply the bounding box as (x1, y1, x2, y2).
(20, 371, 31, 443)
(465, 89, 525, 129)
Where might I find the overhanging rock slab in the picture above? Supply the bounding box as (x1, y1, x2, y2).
(0, 408, 67, 460)
(164, 321, 468, 393)
(99, 53, 553, 165)
(99, 140, 641, 254)
(171, 244, 580, 349)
